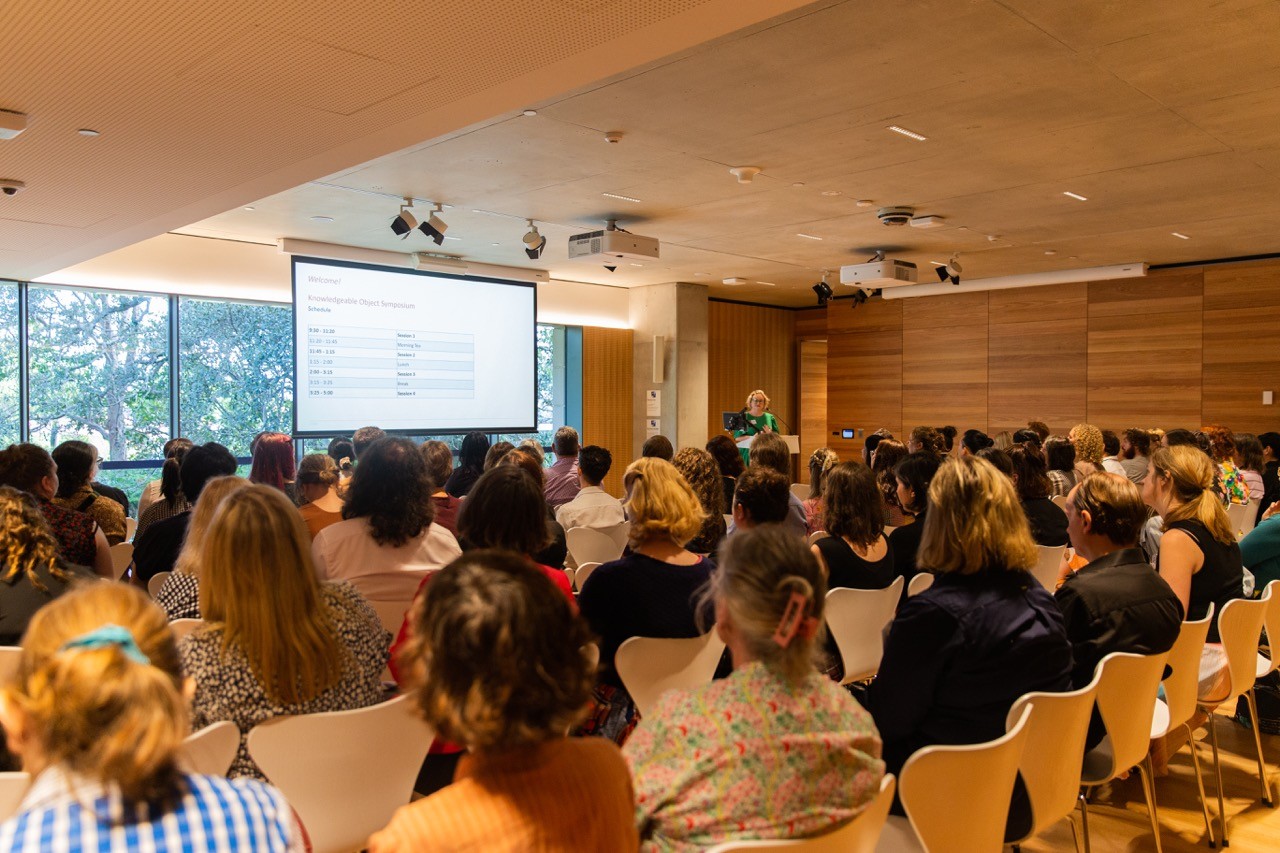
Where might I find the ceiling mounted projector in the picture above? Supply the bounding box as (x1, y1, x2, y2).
(877, 205, 915, 226)
(568, 219, 659, 262)
(840, 257, 918, 287)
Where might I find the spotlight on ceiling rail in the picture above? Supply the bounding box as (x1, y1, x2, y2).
(419, 204, 448, 244)
(813, 270, 834, 306)
(522, 220, 546, 259)
(389, 198, 417, 239)
(935, 254, 962, 285)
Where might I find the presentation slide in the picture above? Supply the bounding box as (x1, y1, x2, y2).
(292, 256, 536, 435)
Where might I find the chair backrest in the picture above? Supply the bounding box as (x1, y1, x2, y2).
(790, 483, 810, 502)
(1160, 604, 1216, 734)
(1262, 580, 1280, 678)
(703, 773, 896, 852)
(1050, 495, 1068, 509)
(1226, 501, 1257, 541)
(246, 695, 435, 853)
(1091, 650, 1171, 781)
(575, 561, 602, 590)
(601, 520, 631, 553)
(724, 514, 734, 528)
(147, 570, 171, 598)
(109, 541, 134, 580)
(561, 566, 576, 592)
(1030, 545, 1066, 591)
(367, 599, 413, 635)
(124, 516, 138, 541)
(0, 772, 29, 824)
(566, 526, 623, 567)
(807, 530, 829, 546)
(898, 706, 1032, 853)
(1006, 670, 1102, 843)
(615, 629, 727, 717)
(824, 577, 905, 684)
(169, 618, 204, 641)
(181, 721, 241, 777)
(0, 646, 23, 686)
(1215, 591, 1271, 707)
(907, 573, 934, 597)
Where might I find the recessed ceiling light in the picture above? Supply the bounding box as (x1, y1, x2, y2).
(630, 262, 643, 267)
(602, 192, 642, 203)
(1044, 249, 1057, 255)
(791, 182, 806, 188)
(491, 242, 500, 246)
(1063, 191, 1088, 201)
(522, 109, 537, 116)
(821, 190, 842, 197)
(756, 281, 776, 287)
(796, 233, 823, 240)
(243, 206, 256, 211)
(855, 199, 873, 208)
(1172, 232, 1190, 240)
(77, 128, 100, 137)
(887, 125, 927, 141)
(930, 261, 946, 266)
(722, 277, 748, 285)
(442, 235, 461, 241)
(310, 215, 334, 222)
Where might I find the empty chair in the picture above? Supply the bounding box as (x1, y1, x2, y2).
(1226, 501, 1257, 541)
(124, 516, 138, 541)
(825, 577, 905, 684)
(601, 520, 631, 553)
(1079, 650, 1171, 853)
(0, 646, 21, 685)
(1030, 545, 1067, 592)
(906, 573, 934, 598)
(706, 774, 896, 853)
(147, 570, 171, 598)
(247, 694, 435, 853)
(169, 618, 204, 641)
(790, 483, 810, 502)
(1256, 579, 1280, 683)
(0, 773, 29, 824)
(575, 561, 601, 590)
(181, 720, 240, 777)
(566, 526, 624, 567)
(367, 599, 413, 634)
(615, 629, 727, 717)
(877, 705, 1032, 853)
(109, 541, 134, 580)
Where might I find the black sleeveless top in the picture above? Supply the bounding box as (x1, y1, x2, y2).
(816, 534, 895, 590)
(1162, 519, 1243, 642)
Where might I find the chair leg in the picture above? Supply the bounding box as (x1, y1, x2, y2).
(1078, 789, 1093, 853)
(1184, 722, 1217, 848)
(1208, 712, 1229, 847)
(1139, 755, 1164, 853)
(1068, 813, 1084, 853)
(1244, 689, 1274, 807)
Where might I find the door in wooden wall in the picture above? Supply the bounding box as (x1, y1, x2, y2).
(798, 340, 828, 469)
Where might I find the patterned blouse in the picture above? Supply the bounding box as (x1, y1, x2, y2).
(135, 494, 192, 540)
(180, 581, 391, 781)
(52, 484, 126, 545)
(156, 570, 201, 620)
(1221, 460, 1250, 505)
(37, 498, 97, 567)
(624, 660, 884, 852)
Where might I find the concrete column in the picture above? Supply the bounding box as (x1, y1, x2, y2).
(629, 282, 709, 457)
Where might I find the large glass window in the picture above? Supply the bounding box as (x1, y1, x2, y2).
(178, 297, 293, 458)
(0, 283, 19, 445)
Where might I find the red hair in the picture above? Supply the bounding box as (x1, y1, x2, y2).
(248, 432, 296, 492)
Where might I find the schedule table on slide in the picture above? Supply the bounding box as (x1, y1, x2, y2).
(305, 325, 476, 399)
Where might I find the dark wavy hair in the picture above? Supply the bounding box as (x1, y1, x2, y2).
(823, 462, 882, 548)
(1008, 444, 1051, 501)
(458, 431, 490, 474)
(52, 441, 96, 497)
(458, 465, 550, 556)
(705, 434, 745, 479)
(1043, 436, 1076, 474)
(0, 444, 56, 494)
(342, 437, 435, 547)
(894, 451, 943, 514)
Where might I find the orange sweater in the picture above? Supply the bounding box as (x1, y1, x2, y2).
(368, 737, 639, 852)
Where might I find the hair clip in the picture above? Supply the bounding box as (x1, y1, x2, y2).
(58, 624, 151, 666)
(772, 590, 813, 649)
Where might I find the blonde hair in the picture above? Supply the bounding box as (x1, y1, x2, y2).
(745, 389, 770, 409)
(0, 486, 71, 592)
(172, 475, 249, 577)
(1069, 423, 1104, 465)
(623, 457, 705, 547)
(297, 453, 339, 487)
(1151, 445, 1237, 545)
(2, 583, 187, 804)
(918, 457, 1039, 574)
(198, 485, 344, 705)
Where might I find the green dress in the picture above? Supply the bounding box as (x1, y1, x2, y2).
(734, 411, 780, 467)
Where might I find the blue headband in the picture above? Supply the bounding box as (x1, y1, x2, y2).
(58, 624, 151, 666)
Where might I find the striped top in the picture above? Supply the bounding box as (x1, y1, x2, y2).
(0, 767, 303, 852)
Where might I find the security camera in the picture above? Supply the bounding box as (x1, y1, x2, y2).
(603, 264, 617, 272)
(0, 179, 26, 196)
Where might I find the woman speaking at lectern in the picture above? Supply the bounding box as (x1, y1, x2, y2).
(734, 389, 780, 467)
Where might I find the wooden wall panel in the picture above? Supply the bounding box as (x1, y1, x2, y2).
(798, 340, 827, 464)
(901, 292, 989, 433)
(827, 298, 902, 460)
(1202, 264, 1280, 433)
(987, 283, 1088, 433)
(707, 301, 796, 444)
(581, 326, 633, 497)
(1087, 271, 1203, 431)
(795, 307, 827, 339)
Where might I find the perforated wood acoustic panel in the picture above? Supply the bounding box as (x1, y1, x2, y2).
(581, 326, 633, 498)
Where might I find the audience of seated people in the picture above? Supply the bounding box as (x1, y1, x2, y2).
(483, 439, 514, 470)
(959, 428, 994, 457)
(554, 444, 625, 532)
(327, 436, 356, 481)
(444, 431, 488, 497)
(352, 425, 387, 460)
(1120, 426, 1152, 483)
(295, 452, 344, 538)
(136, 438, 193, 538)
(705, 433, 744, 511)
(870, 438, 909, 526)
(801, 446, 839, 534)
(640, 434, 674, 461)
(247, 431, 298, 505)
(1008, 444, 1069, 547)
(741, 431, 806, 537)
(1068, 423, 1106, 481)
(887, 451, 943, 587)
(1100, 428, 1126, 475)
(1260, 431, 1280, 518)
(418, 440, 461, 535)
(1044, 435, 1080, 498)
(730, 465, 791, 529)
(51, 441, 127, 545)
(671, 447, 726, 555)
(812, 461, 894, 591)
(501, 449, 570, 568)
(153, 475, 250, 620)
(544, 426, 582, 509)
(133, 442, 238, 583)
(1241, 500, 1280, 589)
(137, 437, 192, 519)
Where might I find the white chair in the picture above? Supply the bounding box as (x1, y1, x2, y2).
(566, 526, 623, 567)
(877, 705, 1032, 853)
(0, 772, 29, 823)
(706, 773, 896, 852)
(1005, 669, 1103, 850)
(906, 573, 933, 597)
(367, 599, 413, 635)
(825, 577, 905, 684)
(1152, 605, 1217, 846)
(807, 530, 829, 546)
(247, 695, 435, 853)
(108, 541, 134, 580)
(1030, 545, 1067, 592)
(561, 565, 576, 592)
(1255, 579, 1280, 682)
(1050, 494, 1068, 510)
(169, 618, 204, 641)
(601, 520, 631, 553)
(181, 720, 240, 777)
(124, 516, 138, 541)
(147, 570, 171, 598)
(790, 483, 810, 502)
(1203, 592, 1272, 845)
(1226, 501, 1258, 541)
(575, 561, 601, 590)
(0, 645, 22, 686)
(724, 514, 734, 528)
(1079, 650, 1171, 853)
(615, 629, 727, 717)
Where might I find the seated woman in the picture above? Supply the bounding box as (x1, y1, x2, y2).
(138, 437, 193, 519)
(626, 526, 884, 850)
(136, 439, 193, 539)
(1044, 436, 1079, 498)
(0, 582, 303, 851)
(959, 429, 994, 457)
(502, 449, 569, 568)
(672, 447, 726, 555)
(419, 440, 461, 535)
(249, 432, 298, 504)
(483, 440, 515, 471)
(312, 437, 462, 606)
(0, 486, 96, 645)
(868, 456, 1072, 839)
(1068, 423, 1106, 482)
(369, 551, 637, 852)
(577, 458, 715, 745)
(182, 484, 389, 780)
(887, 452, 943, 587)
(153, 475, 249, 621)
(1008, 444, 1069, 547)
(296, 453, 344, 539)
(327, 437, 356, 482)
(812, 462, 893, 590)
(870, 439, 909, 527)
(444, 431, 489, 497)
(801, 447, 839, 535)
(706, 434, 744, 512)
(51, 441, 126, 545)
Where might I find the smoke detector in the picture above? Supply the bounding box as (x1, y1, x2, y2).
(877, 206, 915, 226)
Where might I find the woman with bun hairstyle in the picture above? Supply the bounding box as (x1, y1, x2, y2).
(626, 525, 883, 850)
(137, 437, 193, 521)
(959, 429, 994, 457)
(0, 582, 304, 851)
(296, 453, 344, 539)
(51, 441, 126, 546)
(870, 439, 910, 527)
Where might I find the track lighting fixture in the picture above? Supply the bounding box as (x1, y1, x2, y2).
(813, 270, 833, 306)
(389, 198, 418, 239)
(522, 220, 546, 259)
(419, 204, 448, 245)
(935, 254, 962, 285)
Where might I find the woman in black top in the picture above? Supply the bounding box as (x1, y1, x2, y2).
(443, 431, 489, 498)
(1008, 444, 1069, 547)
(811, 461, 893, 590)
(887, 452, 943, 589)
(706, 435, 744, 511)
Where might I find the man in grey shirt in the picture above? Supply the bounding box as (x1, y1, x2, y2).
(1119, 427, 1152, 483)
